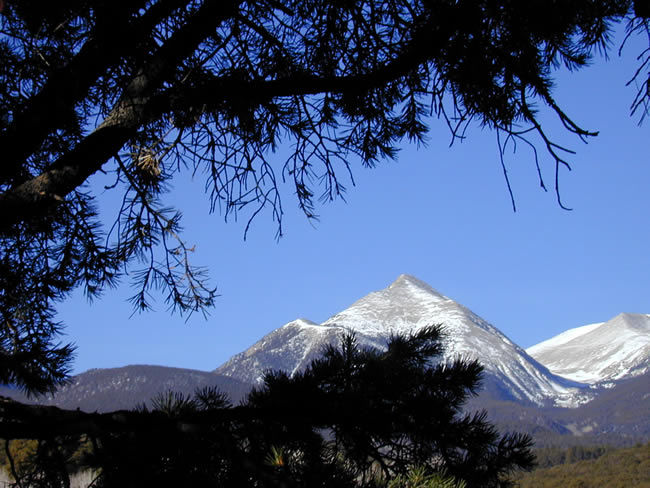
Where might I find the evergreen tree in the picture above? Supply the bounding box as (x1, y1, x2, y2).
(1, 326, 535, 487)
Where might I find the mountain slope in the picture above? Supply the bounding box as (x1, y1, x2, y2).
(473, 370, 650, 448)
(1, 365, 252, 412)
(216, 274, 588, 407)
(527, 313, 650, 384)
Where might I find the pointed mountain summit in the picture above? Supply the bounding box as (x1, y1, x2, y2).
(215, 275, 588, 407)
(527, 312, 650, 384)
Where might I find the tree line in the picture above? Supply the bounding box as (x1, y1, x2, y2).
(515, 442, 650, 488)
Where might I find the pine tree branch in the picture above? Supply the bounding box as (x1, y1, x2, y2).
(0, 0, 179, 186)
(0, 0, 244, 233)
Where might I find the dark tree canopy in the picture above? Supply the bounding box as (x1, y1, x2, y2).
(0, 0, 649, 391)
(1, 326, 535, 488)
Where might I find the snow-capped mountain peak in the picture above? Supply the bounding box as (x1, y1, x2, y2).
(215, 275, 590, 407)
(527, 313, 650, 384)
(320, 274, 453, 338)
(388, 273, 448, 297)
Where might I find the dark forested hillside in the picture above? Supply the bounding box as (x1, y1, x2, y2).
(515, 443, 650, 487)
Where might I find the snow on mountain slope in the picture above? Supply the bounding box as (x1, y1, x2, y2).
(215, 318, 342, 385)
(527, 322, 603, 354)
(216, 274, 589, 407)
(527, 313, 650, 384)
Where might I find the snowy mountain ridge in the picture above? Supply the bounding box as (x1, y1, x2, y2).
(526, 313, 650, 384)
(216, 274, 591, 408)
(526, 322, 604, 352)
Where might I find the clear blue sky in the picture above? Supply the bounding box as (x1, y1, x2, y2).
(59, 27, 649, 375)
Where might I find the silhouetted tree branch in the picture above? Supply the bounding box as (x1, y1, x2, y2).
(0, 0, 648, 392)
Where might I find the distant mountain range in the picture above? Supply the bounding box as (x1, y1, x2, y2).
(4, 275, 650, 445)
(0, 365, 251, 412)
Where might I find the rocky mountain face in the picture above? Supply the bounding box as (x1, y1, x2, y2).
(526, 313, 650, 384)
(215, 274, 589, 407)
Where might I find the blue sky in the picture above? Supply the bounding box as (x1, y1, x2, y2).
(59, 27, 649, 375)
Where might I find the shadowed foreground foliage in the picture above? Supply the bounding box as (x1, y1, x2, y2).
(1, 326, 534, 487)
